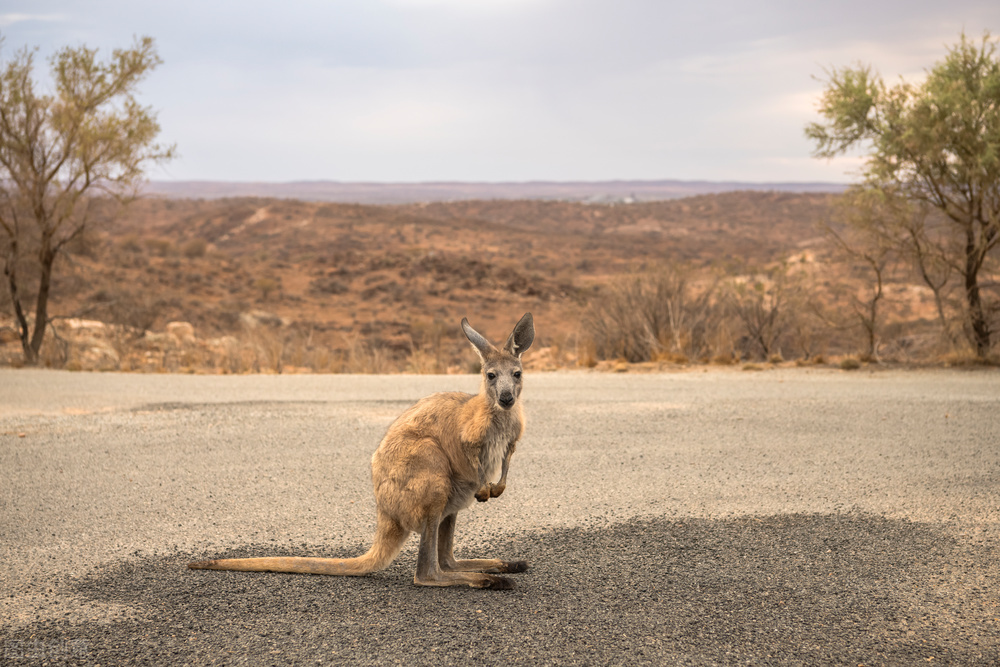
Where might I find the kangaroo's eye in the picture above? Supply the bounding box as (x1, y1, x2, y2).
(487, 372, 496, 380)
(513, 371, 522, 379)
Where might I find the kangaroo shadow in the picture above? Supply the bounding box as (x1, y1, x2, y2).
(9, 513, 1000, 665)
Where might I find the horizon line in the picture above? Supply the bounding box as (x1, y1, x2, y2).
(147, 177, 850, 186)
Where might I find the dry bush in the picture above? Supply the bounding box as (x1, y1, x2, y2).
(585, 275, 660, 362)
(254, 277, 281, 301)
(575, 336, 599, 368)
(117, 234, 143, 254)
(724, 263, 819, 362)
(403, 319, 452, 373)
(583, 261, 839, 365)
(341, 335, 395, 374)
(405, 347, 443, 374)
(181, 238, 207, 259)
(38, 329, 69, 368)
(246, 327, 286, 372)
(725, 273, 786, 361)
(309, 273, 350, 295)
(68, 320, 445, 375)
(144, 238, 175, 257)
(584, 265, 721, 363)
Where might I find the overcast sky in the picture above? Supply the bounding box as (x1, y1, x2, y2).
(3, 1, 999, 184)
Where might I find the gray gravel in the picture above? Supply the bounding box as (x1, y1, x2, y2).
(1, 367, 999, 665)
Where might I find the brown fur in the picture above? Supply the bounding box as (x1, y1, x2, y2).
(189, 313, 534, 589)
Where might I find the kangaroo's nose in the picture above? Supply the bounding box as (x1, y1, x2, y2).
(498, 392, 514, 408)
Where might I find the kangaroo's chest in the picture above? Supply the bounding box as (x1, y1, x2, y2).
(477, 412, 519, 479)
(479, 430, 509, 481)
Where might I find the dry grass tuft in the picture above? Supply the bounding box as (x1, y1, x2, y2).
(839, 358, 862, 371)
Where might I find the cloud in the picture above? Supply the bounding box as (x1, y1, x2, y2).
(0, 13, 67, 28)
(6, 0, 997, 181)
(384, 0, 548, 10)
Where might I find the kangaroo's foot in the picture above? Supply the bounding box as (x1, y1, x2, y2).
(499, 559, 528, 573)
(441, 557, 529, 574)
(414, 571, 515, 589)
(479, 575, 515, 589)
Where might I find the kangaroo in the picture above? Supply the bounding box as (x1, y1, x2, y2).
(189, 313, 534, 589)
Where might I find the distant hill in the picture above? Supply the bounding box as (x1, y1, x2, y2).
(142, 179, 847, 204)
(3, 189, 950, 372)
(10, 191, 840, 365)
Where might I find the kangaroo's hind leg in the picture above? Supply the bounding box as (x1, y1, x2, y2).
(436, 513, 528, 575)
(413, 513, 515, 588)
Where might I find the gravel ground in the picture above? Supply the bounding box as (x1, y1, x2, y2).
(1, 367, 999, 665)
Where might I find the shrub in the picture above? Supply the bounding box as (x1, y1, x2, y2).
(254, 277, 281, 301)
(309, 275, 350, 295)
(145, 238, 175, 257)
(583, 265, 720, 363)
(182, 238, 207, 259)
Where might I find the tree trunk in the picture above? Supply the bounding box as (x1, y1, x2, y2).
(964, 266, 990, 357)
(864, 259, 884, 362)
(963, 226, 991, 357)
(857, 302, 877, 361)
(3, 247, 38, 364)
(27, 244, 56, 364)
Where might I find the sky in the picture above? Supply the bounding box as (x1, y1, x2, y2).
(2, 1, 999, 184)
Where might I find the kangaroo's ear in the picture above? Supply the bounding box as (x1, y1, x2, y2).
(503, 312, 534, 357)
(462, 317, 493, 361)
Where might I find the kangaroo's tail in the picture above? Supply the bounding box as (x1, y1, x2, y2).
(188, 514, 407, 576)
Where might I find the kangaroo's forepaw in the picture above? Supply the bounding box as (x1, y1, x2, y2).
(489, 482, 506, 498)
(475, 484, 491, 502)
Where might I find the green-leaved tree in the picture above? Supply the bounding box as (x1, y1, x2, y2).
(0, 35, 174, 365)
(806, 32, 1000, 357)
